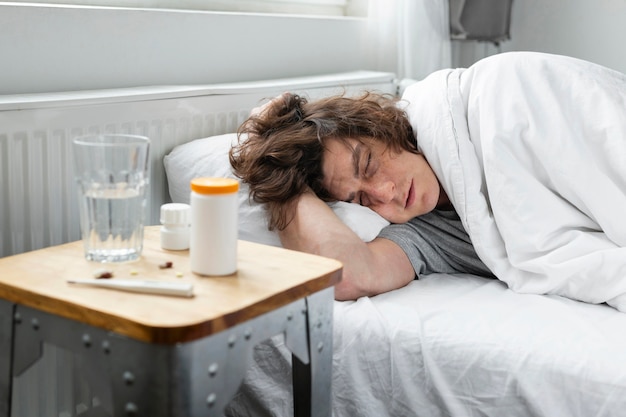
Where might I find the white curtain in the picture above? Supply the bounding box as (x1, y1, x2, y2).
(367, 0, 451, 82)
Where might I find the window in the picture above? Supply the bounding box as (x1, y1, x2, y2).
(7, 0, 367, 17)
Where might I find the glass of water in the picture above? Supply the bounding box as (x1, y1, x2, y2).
(72, 134, 150, 262)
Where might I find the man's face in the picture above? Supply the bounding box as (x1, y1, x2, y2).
(321, 137, 444, 224)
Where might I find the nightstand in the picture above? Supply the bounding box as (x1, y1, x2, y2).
(0, 226, 342, 416)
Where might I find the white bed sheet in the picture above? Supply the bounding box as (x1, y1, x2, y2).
(226, 273, 626, 417)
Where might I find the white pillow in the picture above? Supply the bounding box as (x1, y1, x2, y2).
(163, 133, 389, 247)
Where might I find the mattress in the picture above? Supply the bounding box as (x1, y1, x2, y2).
(226, 273, 626, 417)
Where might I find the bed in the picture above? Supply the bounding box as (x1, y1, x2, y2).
(4, 53, 625, 416)
(164, 125, 626, 417)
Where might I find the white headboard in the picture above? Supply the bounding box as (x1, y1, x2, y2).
(0, 71, 397, 258)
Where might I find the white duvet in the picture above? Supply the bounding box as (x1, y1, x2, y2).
(402, 51, 626, 311)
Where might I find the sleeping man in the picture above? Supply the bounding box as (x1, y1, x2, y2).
(229, 51, 626, 312)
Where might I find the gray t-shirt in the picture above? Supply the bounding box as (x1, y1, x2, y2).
(377, 209, 493, 278)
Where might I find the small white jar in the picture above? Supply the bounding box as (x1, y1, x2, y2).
(190, 177, 239, 276)
(160, 203, 191, 250)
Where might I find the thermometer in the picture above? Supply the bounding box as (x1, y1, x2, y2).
(67, 279, 194, 297)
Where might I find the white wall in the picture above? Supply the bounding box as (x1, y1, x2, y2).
(452, 0, 626, 75)
(0, 3, 371, 94)
(4, 1, 626, 95)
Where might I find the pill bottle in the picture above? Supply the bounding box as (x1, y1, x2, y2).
(160, 203, 191, 250)
(190, 177, 239, 276)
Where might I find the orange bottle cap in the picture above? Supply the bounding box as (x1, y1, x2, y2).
(190, 177, 239, 195)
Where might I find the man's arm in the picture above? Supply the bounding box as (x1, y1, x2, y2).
(278, 191, 415, 300)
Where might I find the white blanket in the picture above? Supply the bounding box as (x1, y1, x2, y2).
(402, 52, 626, 311)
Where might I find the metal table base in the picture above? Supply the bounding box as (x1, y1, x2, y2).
(0, 287, 333, 417)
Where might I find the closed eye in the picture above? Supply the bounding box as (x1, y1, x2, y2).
(356, 152, 374, 205)
(364, 152, 372, 176)
(344, 144, 374, 205)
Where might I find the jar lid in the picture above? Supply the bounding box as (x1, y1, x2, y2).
(160, 203, 191, 225)
(190, 177, 239, 195)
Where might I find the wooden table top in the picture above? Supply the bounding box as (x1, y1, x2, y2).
(0, 226, 342, 344)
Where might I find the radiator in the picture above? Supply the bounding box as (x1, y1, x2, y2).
(0, 70, 396, 417)
(0, 71, 396, 259)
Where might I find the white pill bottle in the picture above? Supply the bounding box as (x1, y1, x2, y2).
(160, 203, 191, 250)
(190, 177, 239, 276)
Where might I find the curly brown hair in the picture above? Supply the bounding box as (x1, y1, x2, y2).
(229, 91, 417, 231)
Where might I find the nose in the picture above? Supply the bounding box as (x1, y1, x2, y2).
(363, 180, 395, 205)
